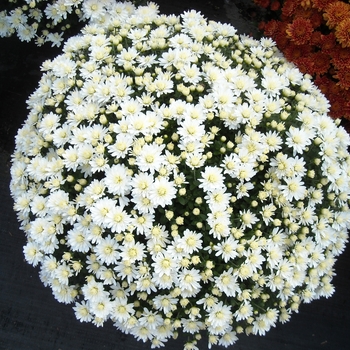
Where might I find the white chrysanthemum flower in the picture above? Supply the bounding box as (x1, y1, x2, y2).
(90, 197, 115, 226)
(23, 241, 43, 267)
(207, 302, 232, 330)
(73, 300, 93, 322)
(94, 235, 120, 265)
(111, 297, 135, 323)
(81, 278, 109, 303)
(95, 266, 115, 285)
(114, 260, 138, 284)
(153, 294, 178, 314)
(285, 126, 312, 155)
(280, 176, 307, 201)
(67, 227, 91, 253)
(239, 209, 259, 229)
(234, 301, 253, 321)
(213, 236, 239, 263)
(105, 205, 132, 233)
(136, 143, 166, 174)
(215, 268, 241, 297)
(104, 164, 132, 196)
(199, 166, 225, 192)
(149, 177, 177, 207)
(177, 229, 203, 255)
(107, 133, 133, 159)
(178, 118, 206, 142)
(89, 296, 114, 319)
(252, 315, 272, 336)
(152, 252, 179, 277)
(119, 241, 146, 264)
(178, 268, 201, 296)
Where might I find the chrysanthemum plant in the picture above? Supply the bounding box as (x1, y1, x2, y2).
(0, 0, 144, 46)
(9, 1, 350, 349)
(254, 0, 350, 121)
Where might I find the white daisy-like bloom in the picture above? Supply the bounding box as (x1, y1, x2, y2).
(83, 179, 106, 202)
(54, 262, 73, 285)
(149, 177, 177, 208)
(73, 300, 93, 322)
(207, 301, 232, 331)
(213, 236, 239, 263)
(198, 166, 225, 192)
(95, 266, 115, 285)
(132, 192, 156, 215)
(94, 235, 120, 266)
(135, 143, 166, 174)
(107, 133, 133, 159)
(177, 229, 203, 255)
(23, 241, 44, 267)
(67, 227, 91, 253)
(9, 3, 350, 349)
(114, 259, 138, 284)
(252, 314, 272, 336)
(152, 252, 179, 277)
(239, 209, 259, 229)
(261, 66, 289, 97)
(178, 268, 202, 297)
(279, 176, 307, 201)
(81, 277, 109, 303)
(89, 197, 115, 226)
(111, 297, 135, 323)
(119, 241, 146, 264)
(208, 218, 231, 239)
(104, 164, 132, 196)
(214, 268, 241, 297)
(105, 204, 132, 233)
(234, 301, 254, 321)
(285, 126, 312, 155)
(89, 295, 115, 320)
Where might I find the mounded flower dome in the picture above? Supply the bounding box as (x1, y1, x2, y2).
(9, 2, 350, 349)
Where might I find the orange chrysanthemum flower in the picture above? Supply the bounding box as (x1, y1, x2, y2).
(328, 93, 350, 119)
(335, 18, 350, 48)
(310, 52, 331, 75)
(314, 75, 333, 95)
(323, 2, 350, 29)
(310, 31, 322, 46)
(331, 47, 350, 70)
(284, 44, 312, 62)
(263, 19, 281, 37)
(282, 0, 301, 18)
(311, 0, 337, 12)
(334, 67, 350, 90)
(286, 18, 314, 45)
(320, 33, 337, 53)
(268, 22, 289, 49)
(294, 57, 316, 75)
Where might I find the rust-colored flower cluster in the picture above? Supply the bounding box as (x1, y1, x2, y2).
(254, 0, 350, 120)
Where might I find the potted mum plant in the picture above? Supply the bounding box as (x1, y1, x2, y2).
(9, 1, 350, 349)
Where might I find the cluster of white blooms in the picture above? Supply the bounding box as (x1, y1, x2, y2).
(0, 0, 142, 46)
(9, 2, 350, 349)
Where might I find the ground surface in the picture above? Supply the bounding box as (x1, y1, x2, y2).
(0, 1, 349, 349)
